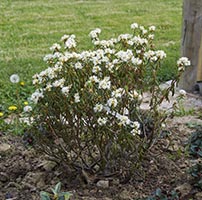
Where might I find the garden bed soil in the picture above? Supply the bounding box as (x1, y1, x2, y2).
(0, 93, 202, 200)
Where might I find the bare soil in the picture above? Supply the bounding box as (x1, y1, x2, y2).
(0, 93, 202, 200)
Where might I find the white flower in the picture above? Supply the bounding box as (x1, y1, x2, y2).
(43, 54, 54, 63)
(32, 78, 38, 85)
(156, 50, 166, 59)
(50, 43, 61, 51)
(148, 34, 154, 40)
(94, 39, 115, 48)
(107, 97, 118, 107)
(149, 25, 156, 31)
(118, 115, 130, 126)
(92, 65, 101, 74)
(142, 29, 148, 35)
(97, 117, 107, 126)
(139, 26, 148, 35)
(52, 78, 65, 88)
(106, 62, 115, 72)
(130, 121, 140, 129)
(104, 48, 116, 54)
(177, 57, 191, 67)
(23, 105, 32, 112)
(116, 50, 133, 62)
(131, 57, 142, 65)
(94, 104, 103, 112)
(111, 88, 125, 98)
(61, 34, 69, 42)
(132, 36, 148, 46)
(144, 50, 155, 59)
(98, 76, 111, 90)
(89, 28, 101, 39)
(75, 62, 83, 69)
(179, 89, 186, 96)
(10, 74, 20, 83)
(129, 90, 139, 99)
(118, 34, 133, 41)
(65, 34, 76, 49)
(74, 93, 80, 103)
(88, 75, 100, 83)
(131, 128, 141, 136)
(44, 83, 52, 91)
(30, 89, 44, 104)
(61, 85, 72, 96)
(130, 23, 138, 30)
(150, 56, 158, 62)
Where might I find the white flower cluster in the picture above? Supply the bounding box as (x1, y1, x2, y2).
(129, 89, 142, 100)
(116, 50, 133, 62)
(61, 85, 72, 97)
(130, 23, 138, 30)
(98, 76, 111, 90)
(74, 93, 80, 103)
(177, 57, 191, 71)
(32, 64, 62, 85)
(97, 117, 107, 126)
(94, 104, 103, 112)
(131, 57, 142, 66)
(144, 50, 166, 62)
(62, 34, 77, 49)
(52, 78, 65, 88)
(149, 25, 156, 32)
(118, 34, 133, 41)
(93, 39, 116, 48)
(179, 89, 186, 96)
(111, 88, 125, 98)
(30, 89, 44, 104)
(50, 43, 61, 51)
(89, 28, 101, 40)
(75, 62, 83, 69)
(107, 97, 118, 108)
(116, 113, 141, 135)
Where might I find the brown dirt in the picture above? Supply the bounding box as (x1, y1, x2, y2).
(0, 95, 202, 200)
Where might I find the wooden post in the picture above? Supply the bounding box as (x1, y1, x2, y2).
(179, 0, 202, 92)
(197, 37, 202, 82)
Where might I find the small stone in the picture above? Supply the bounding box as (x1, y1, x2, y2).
(22, 182, 36, 190)
(195, 192, 202, 200)
(38, 160, 57, 171)
(111, 178, 120, 186)
(119, 189, 131, 199)
(22, 172, 45, 188)
(175, 183, 192, 197)
(0, 172, 9, 182)
(36, 179, 46, 188)
(0, 143, 11, 154)
(96, 180, 109, 188)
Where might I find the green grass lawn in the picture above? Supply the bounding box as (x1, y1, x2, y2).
(0, 0, 182, 103)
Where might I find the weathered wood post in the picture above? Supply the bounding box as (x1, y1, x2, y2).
(179, 0, 202, 93)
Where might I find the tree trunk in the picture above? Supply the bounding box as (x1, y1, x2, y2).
(179, 0, 202, 91)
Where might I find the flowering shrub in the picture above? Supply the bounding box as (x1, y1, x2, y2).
(30, 23, 190, 178)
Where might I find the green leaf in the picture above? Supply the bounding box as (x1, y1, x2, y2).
(40, 191, 51, 200)
(64, 194, 72, 200)
(60, 192, 72, 200)
(198, 150, 202, 157)
(54, 182, 62, 193)
(155, 188, 162, 196)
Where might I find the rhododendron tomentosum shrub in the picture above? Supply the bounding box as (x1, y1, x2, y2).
(30, 23, 190, 179)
